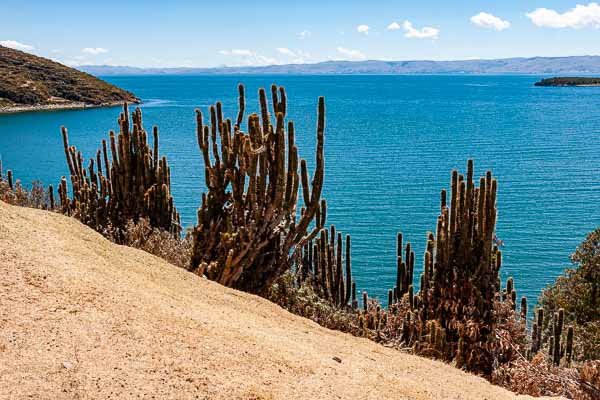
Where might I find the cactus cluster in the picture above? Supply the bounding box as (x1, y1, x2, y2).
(295, 224, 355, 308)
(59, 104, 180, 238)
(189, 84, 326, 294)
(530, 307, 575, 366)
(384, 160, 505, 373)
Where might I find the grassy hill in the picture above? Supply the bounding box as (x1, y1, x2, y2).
(0, 45, 138, 111)
(0, 200, 551, 399)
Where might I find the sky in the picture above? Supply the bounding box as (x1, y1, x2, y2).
(3, 1, 600, 68)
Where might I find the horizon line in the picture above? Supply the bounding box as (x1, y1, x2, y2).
(74, 54, 600, 70)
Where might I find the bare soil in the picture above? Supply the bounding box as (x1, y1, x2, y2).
(0, 202, 557, 399)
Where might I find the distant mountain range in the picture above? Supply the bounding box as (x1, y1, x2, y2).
(79, 56, 600, 76)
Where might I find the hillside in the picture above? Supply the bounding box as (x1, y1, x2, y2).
(0, 45, 138, 112)
(0, 201, 554, 400)
(81, 56, 600, 76)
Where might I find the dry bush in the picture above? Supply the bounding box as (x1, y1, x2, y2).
(268, 272, 361, 334)
(116, 218, 192, 269)
(491, 299, 529, 367)
(492, 354, 600, 399)
(490, 299, 599, 398)
(0, 178, 54, 210)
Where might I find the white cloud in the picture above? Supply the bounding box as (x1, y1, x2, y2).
(274, 48, 312, 64)
(387, 21, 401, 30)
(276, 47, 296, 56)
(219, 49, 282, 66)
(82, 47, 109, 55)
(62, 56, 92, 67)
(403, 21, 440, 39)
(357, 24, 370, 35)
(336, 46, 366, 60)
(527, 3, 600, 29)
(298, 30, 311, 39)
(0, 40, 34, 51)
(470, 12, 511, 31)
(232, 49, 255, 56)
(219, 49, 256, 56)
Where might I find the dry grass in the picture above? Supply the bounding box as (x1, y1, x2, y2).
(2, 172, 597, 399)
(0, 178, 52, 210)
(117, 218, 192, 269)
(492, 354, 600, 399)
(1, 200, 545, 399)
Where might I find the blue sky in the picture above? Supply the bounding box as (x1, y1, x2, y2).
(3, 1, 600, 67)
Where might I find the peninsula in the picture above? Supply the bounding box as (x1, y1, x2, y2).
(0, 45, 138, 113)
(534, 77, 600, 86)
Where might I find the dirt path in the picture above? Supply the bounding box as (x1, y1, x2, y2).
(0, 202, 554, 399)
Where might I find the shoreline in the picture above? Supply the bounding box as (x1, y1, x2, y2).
(536, 84, 600, 87)
(0, 100, 140, 115)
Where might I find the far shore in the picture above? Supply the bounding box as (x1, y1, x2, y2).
(0, 100, 140, 115)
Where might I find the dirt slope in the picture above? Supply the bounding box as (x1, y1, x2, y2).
(0, 202, 551, 399)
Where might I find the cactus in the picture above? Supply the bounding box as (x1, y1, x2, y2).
(511, 290, 517, 311)
(506, 277, 513, 301)
(395, 160, 503, 374)
(566, 326, 574, 364)
(7, 170, 13, 190)
(189, 84, 327, 294)
(553, 308, 565, 366)
(537, 308, 545, 350)
(520, 296, 528, 320)
(59, 104, 180, 239)
(48, 184, 55, 210)
(298, 227, 352, 307)
(531, 323, 538, 357)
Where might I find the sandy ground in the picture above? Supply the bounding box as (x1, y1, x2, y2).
(0, 202, 555, 399)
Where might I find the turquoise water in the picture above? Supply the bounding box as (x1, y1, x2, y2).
(2, 75, 600, 308)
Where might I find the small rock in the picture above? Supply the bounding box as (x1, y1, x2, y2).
(332, 356, 342, 363)
(62, 361, 74, 369)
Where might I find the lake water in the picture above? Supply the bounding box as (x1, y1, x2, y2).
(2, 75, 599, 309)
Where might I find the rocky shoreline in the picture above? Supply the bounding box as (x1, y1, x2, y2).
(0, 100, 140, 114)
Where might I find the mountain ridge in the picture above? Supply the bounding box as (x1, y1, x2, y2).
(80, 56, 600, 75)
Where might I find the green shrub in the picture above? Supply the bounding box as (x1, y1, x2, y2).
(538, 228, 600, 360)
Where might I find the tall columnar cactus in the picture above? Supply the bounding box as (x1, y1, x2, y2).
(7, 169, 13, 190)
(530, 306, 574, 365)
(534, 308, 545, 354)
(295, 224, 353, 307)
(553, 308, 565, 366)
(520, 296, 528, 320)
(190, 84, 326, 294)
(566, 326, 574, 365)
(59, 104, 180, 238)
(396, 160, 503, 373)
